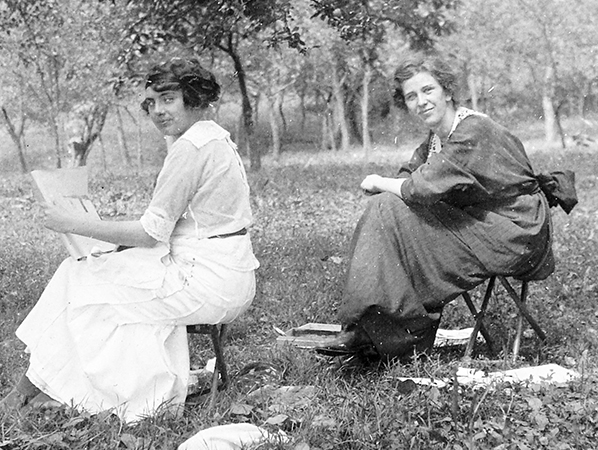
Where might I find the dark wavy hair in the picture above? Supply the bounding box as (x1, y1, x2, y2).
(141, 57, 221, 113)
(392, 54, 459, 111)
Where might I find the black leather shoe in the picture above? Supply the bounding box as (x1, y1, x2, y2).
(315, 329, 375, 356)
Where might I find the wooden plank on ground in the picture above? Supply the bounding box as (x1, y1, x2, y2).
(276, 323, 478, 349)
(276, 323, 341, 348)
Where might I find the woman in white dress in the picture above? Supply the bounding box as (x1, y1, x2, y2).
(0, 57, 259, 422)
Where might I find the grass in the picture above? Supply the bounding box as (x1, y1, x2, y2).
(1, 133, 598, 449)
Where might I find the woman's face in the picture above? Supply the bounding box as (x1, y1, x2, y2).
(402, 71, 455, 137)
(144, 88, 202, 138)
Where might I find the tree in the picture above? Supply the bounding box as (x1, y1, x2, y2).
(65, 102, 109, 167)
(516, 0, 567, 146)
(0, 65, 31, 173)
(311, 0, 459, 157)
(121, 0, 305, 171)
(250, 47, 300, 159)
(286, 9, 353, 152)
(441, 0, 598, 146)
(0, 0, 66, 167)
(1, 104, 28, 173)
(0, 0, 122, 168)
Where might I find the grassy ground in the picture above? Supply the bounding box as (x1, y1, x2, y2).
(1, 137, 598, 449)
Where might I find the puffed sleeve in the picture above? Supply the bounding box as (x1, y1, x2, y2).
(400, 126, 481, 205)
(140, 139, 205, 242)
(397, 135, 432, 178)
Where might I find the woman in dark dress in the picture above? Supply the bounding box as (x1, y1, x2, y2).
(317, 54, 554, 361)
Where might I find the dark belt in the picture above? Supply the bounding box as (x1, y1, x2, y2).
(208, 228, 247, 239)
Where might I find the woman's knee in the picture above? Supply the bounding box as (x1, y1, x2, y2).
(366, 192, 414, 227)
(370, 192, 404, 208)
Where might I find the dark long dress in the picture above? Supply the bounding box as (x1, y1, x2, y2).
(339, 112, 554, 360)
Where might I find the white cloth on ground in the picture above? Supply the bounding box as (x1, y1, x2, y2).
(177, 423, 289, 450)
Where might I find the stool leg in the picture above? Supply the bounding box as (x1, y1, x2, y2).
(511, 280, 528, 360)
(463, 276, 496, 359)
(208, 324, 228, 409)
(208, 363, 219, 409)
(463, 292, 479, 359)
(498, 277, 546, 344)
(213, 324, 229, 388)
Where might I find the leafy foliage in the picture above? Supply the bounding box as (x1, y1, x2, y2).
(118, 0, 308, 170)
(311, 0, 459, 50)
(439, 0, 598, 124)
(120, 0, 305, 71)
(0, 0, 125, 167)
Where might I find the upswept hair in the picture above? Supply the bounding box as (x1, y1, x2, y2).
(392, 53, 459, 111)
(141, 57, 221, 112)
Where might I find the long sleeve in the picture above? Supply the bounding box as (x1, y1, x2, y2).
(397, 138, 430, 178)
(140, 140, 205, 243)
(400, 115, 538, 208)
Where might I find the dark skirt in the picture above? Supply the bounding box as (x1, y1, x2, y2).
(339, 192, 552, 360)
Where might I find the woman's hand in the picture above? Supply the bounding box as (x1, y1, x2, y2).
(41, 203, 82, 234)
(360, 175, 406, 198)
(361, 174, 383, 194)
(39, 201, 157, 248)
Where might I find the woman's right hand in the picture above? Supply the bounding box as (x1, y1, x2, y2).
(361, 174, 383, 195)
(360, 175, 406, 198)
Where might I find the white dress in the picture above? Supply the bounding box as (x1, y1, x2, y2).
(16, 121, 259, 422)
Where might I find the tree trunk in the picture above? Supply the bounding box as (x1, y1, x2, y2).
(51, 115, 62, 168)
(67, 103, 108, 167)
(252, 92, 260, 126)
(542, 65, 558, 144)
(581, 79, 592, 118)
(226, 41, 260, 171)
(299, 91, 307, 135)
(320, 114, 328, 151)
(268, 102, 281, 160)
(554, 103, 567, 149)
(331, 63, 350, 152)
(467, 72, 479, 111)
(326, 112, 338, 151)
(279, 91, 287, 135)
(47, 53, 63, 169)
(268, 92, 283, 160)
(1, 106, 28, 173)
(542, 94, 557, 144)
(116, 106, 132, 166)
(361, 64, 372, 159)
(98, 133, 107, 171)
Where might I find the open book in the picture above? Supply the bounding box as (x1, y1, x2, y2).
(31, 167, 117, 260)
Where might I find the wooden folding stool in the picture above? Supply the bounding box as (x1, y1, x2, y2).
(461, 275, 547, 360)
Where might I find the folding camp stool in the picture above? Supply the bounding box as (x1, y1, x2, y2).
(461, 275, 547, 361)
(186, 323, 229, 408)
